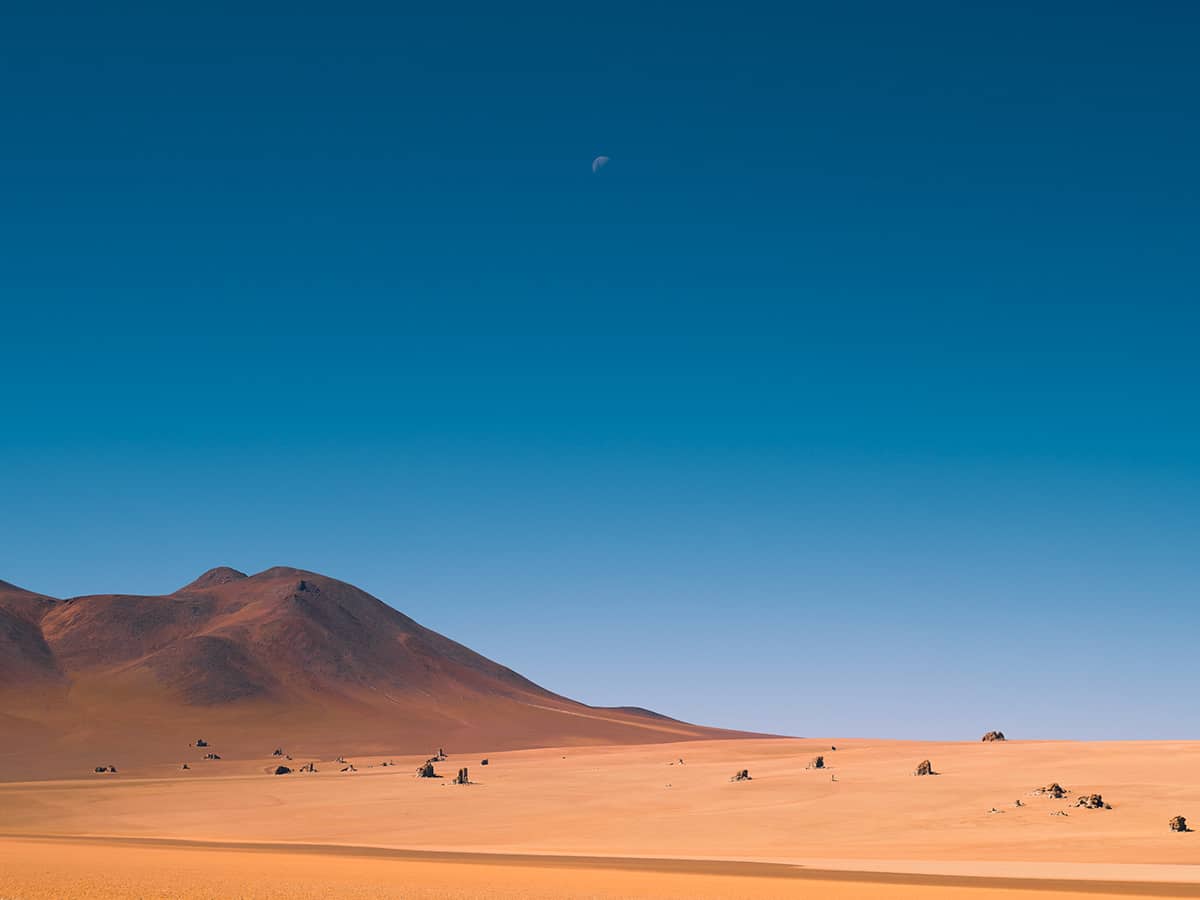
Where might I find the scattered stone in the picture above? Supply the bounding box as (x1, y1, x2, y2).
(981, 731, 1006, 742)
(181, 764, 190, 770)
(272, 748, 284, 757)
(1050, 810, 1069, 817)
(830, 746, 837, 751)
(416, 760, 437, 778)
(730, 769, 752, 782)
(341, 764, 357, 773)
(453, 767, 470, 785)
(807, 755, 825, 770)
(480, 759, 489, 766)
(203, 752, 221, 760)
(94, 765, 117, 774)
(1014, 799, 1024, 807)
(913, 759, 935, 776)
(195, 739, 209, 748)
(1074, 794, 1110, 810)
(988, 807, 1003, 814)
(1169, 815, 1190, 833)
(1035, 782, 1067, 799)
(274, 765, 292, 775)
(299, 762, 317, 773)
(336, 756, 347, 764)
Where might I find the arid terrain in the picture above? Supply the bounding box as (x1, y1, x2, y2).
(2, 568, 1198, 897)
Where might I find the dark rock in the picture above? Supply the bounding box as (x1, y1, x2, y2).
(1169, 815, 1190, 833)
(181, 763, 190, 770)
(341, 764, 357, 773)
(981, 731, 1006, 742)
(274, 765, 292, 775)
(203, 752, 221, 760)
(913, 759, 935, 776)
(480, 759, 489, 766)
(808, 755, 825, 769)
(272, 748, 284, 757)
(416, 760, 437, 778)
(195, 739, 209, 748)
(453, 767, 470, 784)
(1037, 782, 1067, 798)
(730, 769, 752, 782)
(299, 762, 317, 773)
(1074, 794, 1109, 809)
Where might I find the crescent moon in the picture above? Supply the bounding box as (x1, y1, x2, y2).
(592, 155, 610, 173)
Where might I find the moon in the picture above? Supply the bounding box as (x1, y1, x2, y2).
(592, 155, 610, 174)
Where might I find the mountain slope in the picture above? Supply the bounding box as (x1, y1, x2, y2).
(0, 567, 761, 778)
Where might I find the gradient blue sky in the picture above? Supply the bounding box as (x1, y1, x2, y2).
(2, 2, 1198, 739)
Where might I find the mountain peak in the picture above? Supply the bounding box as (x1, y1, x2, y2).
(179, 566, 249, 592)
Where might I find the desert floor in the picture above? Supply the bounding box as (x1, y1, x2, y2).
(2, 738, 1198, 898)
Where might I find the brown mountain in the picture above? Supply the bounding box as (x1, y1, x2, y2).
(0, 567, 756, 778)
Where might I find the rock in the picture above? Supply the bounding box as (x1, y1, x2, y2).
(453, 767, 470, 785)
(1074, 794, 1109, 810)
(480, 759, 489, 766)
(203, 752, 221, 760)
(1036, 782, 1067, 798)
(299, 762, 317, 773)
(730, 769, 752, 782)
(913, 759, 935, 776)
(981, 731, 1006, 742)
(181, 764, 190, 770)
(341, 765, 357, 773)
(195, 739, 208, 748)
(808, 755, 825, 769)
(1050, 810, 1069, 817)
(274, 765, 292, 775)
(1013, 799, 1024, 807)
(94, 765, 116, 774)
(1169, 815, 1189, 833)
(272, 748, 284, 757)
(416, 760, 437, 778)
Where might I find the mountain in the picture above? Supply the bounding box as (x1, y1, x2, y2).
(0, 567, 757, 778)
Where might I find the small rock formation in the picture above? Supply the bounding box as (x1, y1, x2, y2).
(274, 765, 292, 775)
(453, 767, 470, 784)
(181, 763, 190, 770)
(1050, 810, 1069, 817)
(299, 762, 317, 773)
(1169, 815, 1190, 833)
(416, 759, 437, 778)
(195, 739, 209, 748)
(272, 748, 284, 757)
(913, 759, 935, 776)
(434, 747, 447, 761)
(1014, 799, 1024, 807)
(807, 755, 825, 770)
(94, 765, 117, 774)
(480, 759, 489, 766)
(981, 731, 1006, 742)
(1036, 782, 1067, 798)
(1074, 794, 1110, 810)
(203, 752, 221, 760)
(730, 769, 752, 782)
(336, 756, 347, 764)
(830, 745, 837, 751)
(341, 764, 357, 773)
(988, 807, 1003, 814)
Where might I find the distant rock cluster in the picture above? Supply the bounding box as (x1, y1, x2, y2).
(730, 769, 752, 782)
(913, 759, 935, 776)
(980, 731, 1006, 742)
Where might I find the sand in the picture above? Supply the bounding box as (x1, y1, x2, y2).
(2, 737, 1198, 897)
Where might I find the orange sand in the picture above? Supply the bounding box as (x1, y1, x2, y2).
(2, 738, 1198, 897)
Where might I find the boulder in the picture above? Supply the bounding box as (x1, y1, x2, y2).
(299, 762, 317, 773)
(453, 767, 470, 785)
(195, 739, 208, 748)
(913, 759, 935, 776)
(274, 765, 292, 775)
(981, 731, 1006, 742)
(1037, 782, 1067, 798)
(1074, 794, 1110, 810)
(203, 752, 221, 760)
(272, 748, 284, 757)
(480, 759, 489, 766)
(730, 769, 752, 782)
(1169, 815, 1189, 833)
(808, 755, 825, 769)
(416, 760, 437, 778)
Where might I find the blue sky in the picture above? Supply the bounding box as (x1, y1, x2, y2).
(2, 2, 1198, 738)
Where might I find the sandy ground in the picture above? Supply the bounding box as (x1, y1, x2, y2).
(2, 738, 1198, 897)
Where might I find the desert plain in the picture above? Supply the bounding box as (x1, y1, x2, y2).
(2, 736, 1199, 898)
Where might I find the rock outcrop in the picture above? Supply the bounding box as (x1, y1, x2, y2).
(453, 767, 470, 784)
(981, 731, 1006, 742)
(730, 769, 752, 782)
(807, 755, 825, 769)
(1074, 794, 1111, 809)
(1169, 815, 1190, 832)
(274, 765, 292, 775)
(913, 759, 935, 776)
(1036, 782, 1067, 798)
(416, 759, 437, 778)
